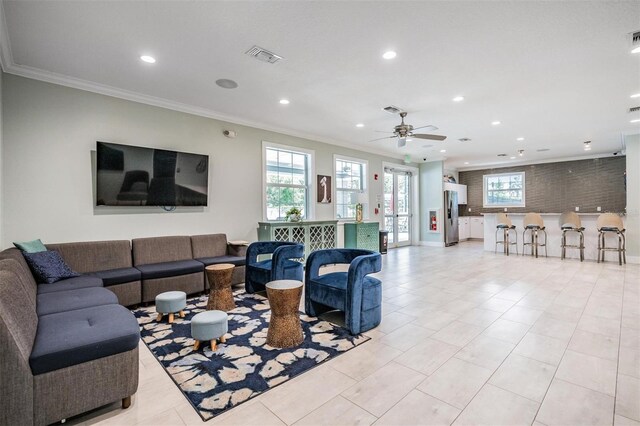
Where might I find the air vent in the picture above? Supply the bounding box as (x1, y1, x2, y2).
(630, 106, 640, 113)
(497, 154, 507, 157)
(633, 30, 640, 45)
(537, 148, 551, 152)
(382, 105, 404, 114)
(458, 138, 471, 142)
(245, 46, 283, 64)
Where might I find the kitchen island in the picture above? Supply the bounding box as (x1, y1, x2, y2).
(483, 212, 626, 261)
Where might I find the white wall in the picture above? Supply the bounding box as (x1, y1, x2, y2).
(419, 160, 444, 245)
(625, 134, 639, 261)
(1, 74, 408, 247)
(0, 71, 3, 245)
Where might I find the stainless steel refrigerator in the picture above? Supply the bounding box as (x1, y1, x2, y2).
(444, 190, 459, 246)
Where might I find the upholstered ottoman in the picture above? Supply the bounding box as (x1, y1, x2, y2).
(191, 310, 228, 351)
(155, 291, 186, 323)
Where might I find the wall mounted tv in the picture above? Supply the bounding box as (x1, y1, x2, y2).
(96, 142, 209, 207)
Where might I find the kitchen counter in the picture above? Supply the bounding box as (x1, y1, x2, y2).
(482, 212, 626, 261)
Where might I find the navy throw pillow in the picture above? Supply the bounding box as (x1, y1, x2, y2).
(22, 251, 80, 284)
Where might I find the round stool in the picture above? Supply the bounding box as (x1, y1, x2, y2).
(266, 280, 304, 348)
(205, 264, 236, 311)
(155, 291, 187, 323)
(191, 310, 228, 351)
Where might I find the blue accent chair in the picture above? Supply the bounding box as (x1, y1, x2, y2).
(305, 249, 382, 335)
(245, 241, 304, 294)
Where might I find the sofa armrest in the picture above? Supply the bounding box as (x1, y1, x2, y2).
(227, 241, 249, 257)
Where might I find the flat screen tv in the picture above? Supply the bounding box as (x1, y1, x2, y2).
(96, 142, 209, 207)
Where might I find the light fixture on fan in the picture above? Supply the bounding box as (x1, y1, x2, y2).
(370, 111, 447, 148)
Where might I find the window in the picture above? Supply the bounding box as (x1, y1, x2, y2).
(483, 172, 525, 207)
(335, 156, 367, 220)
(264, 143, 313, 221)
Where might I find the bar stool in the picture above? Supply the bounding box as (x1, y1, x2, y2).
(559, 212, 585, 261)
(494, 213, 518, 256)
(522, 213, 547, 258)
(597, 213, 626, 265)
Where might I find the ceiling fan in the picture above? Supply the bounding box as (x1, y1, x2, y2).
(370, 112, 447, 148)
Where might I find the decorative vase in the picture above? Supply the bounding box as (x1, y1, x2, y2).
(288, 214, 301, 222)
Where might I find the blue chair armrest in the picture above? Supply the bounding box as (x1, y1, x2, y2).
(246, 241, 299, 265)
(272, 244, 304, 279)
(305, 249, 376, 281)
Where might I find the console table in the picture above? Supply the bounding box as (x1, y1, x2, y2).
(258, 220, 338, 260)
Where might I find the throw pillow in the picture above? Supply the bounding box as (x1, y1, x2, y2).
(13, 239, 47, 253)
(22, 251, 80, 284)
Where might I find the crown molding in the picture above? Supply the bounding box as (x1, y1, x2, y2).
(455, 152, 623, 172)
(0, 29, 404, 163)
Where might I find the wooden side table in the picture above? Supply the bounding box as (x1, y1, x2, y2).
(265, 280, 304, 348)
(205, 264, 236, 311)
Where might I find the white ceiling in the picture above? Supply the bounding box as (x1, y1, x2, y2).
(2, 1, 639, 169)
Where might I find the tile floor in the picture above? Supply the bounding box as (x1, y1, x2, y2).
(70, 241, 639, 426)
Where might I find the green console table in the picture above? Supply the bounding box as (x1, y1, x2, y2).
(344, 222, 380, 252)
(258, 220, 338, 260)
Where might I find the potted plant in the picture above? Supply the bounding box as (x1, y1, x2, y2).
(285, 207, 303, 222)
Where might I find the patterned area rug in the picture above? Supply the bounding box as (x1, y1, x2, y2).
(133, 291, 369, 421)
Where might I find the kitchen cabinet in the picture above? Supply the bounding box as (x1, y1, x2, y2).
(458, 217, 470, 240)
(443, 182, 467, 204)
(469, 216, 484, 239)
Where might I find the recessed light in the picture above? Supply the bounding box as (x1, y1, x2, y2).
(583, 141, 592, 151)
(452, 96, 464, 102)
(518, 150, 524, 156)
(440, 149, 446, 153)
(631, 118, 640, 123)
(510, 156, 516, 160)
(631, 93, 640, 98)
(464, 162, 469, 165)
(355, 123, 365, 128)
(140, 55, 156, 64)
(279, 99, 290, 105)
(632, 46, 640, 54)
(491, 121, 501, 126)
(382, 51, 397, 60)
(516, 137, 524, 141)
(215, 79, 238, 89)
(405, 138, 413, 142)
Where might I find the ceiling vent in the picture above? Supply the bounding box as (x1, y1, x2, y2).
(245, 46, 283, 64)
(382, 105, 404, 114)
(632, 30, 640, 48)
(458, 138, 471, 142)
(537, 148, 551, 152)
(497, 154, 507, 157)
(629, 106, 640, 113)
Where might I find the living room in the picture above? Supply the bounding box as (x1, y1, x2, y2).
(0, 1, 639, 426)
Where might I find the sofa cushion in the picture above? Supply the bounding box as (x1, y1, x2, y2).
(46, 240, 133, 273)
(37, 275, 103, 294)
(86, 267, 141, 286)
(13, 239, 47, 253)
(36, 287, 118, 316)
(136, 259, 204, 280)
(29, 304, 140, 375)
(132, 236, 193, 265)
(191, 234, 228, 259)
(196, 255, 245, 267)
(308, 272, 382, 311)
(23, 251, 80, 284)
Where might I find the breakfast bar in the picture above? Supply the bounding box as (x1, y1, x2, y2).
(482, 212, 626, 261)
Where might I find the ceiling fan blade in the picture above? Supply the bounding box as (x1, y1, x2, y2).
(369, 135, 397, 142)
(411, 125, 438, 132)
(374, 130, 395, 134)
(412, 134, 447, 141)
(397, 138, 407, 148)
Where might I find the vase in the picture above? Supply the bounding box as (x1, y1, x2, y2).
(288, 214, 301, 222)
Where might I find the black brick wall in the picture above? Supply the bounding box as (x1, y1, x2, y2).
(458, 157, 626, 215)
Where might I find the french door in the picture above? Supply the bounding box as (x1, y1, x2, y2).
(384, 169, 413, 248)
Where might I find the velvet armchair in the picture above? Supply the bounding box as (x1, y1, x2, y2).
(305, 248, 382, 335)
(245, 241, 304, 294)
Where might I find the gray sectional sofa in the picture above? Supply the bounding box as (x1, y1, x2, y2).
(0, 233, 247, 425)
(0, 253, 139, 426)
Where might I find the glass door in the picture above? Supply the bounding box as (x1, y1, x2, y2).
(384, 169, 413, 248)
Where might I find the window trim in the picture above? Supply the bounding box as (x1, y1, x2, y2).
(482, 171, 526, 208)
(262, 141, 315, 221)
(333, 154, 368, 221)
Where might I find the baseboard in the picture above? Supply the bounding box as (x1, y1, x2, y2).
(626, 255, 640, 264)
(418, 241, 446, 247)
